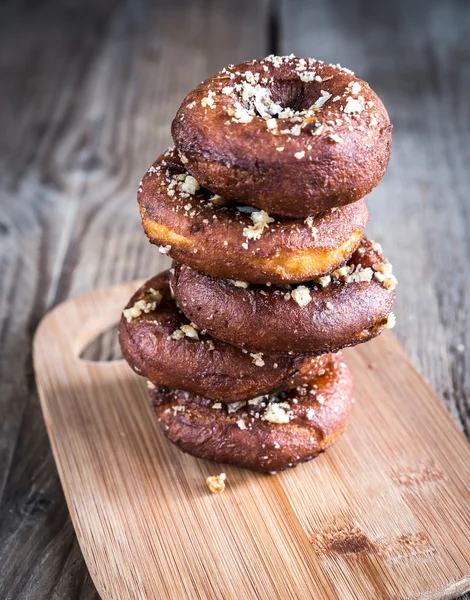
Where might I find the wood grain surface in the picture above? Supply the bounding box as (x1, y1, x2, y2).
(1, 0, 469, 598)
(33, 280, 470, 600)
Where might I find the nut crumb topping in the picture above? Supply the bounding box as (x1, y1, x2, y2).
(206, 473, 226, 494)
(382, 312, 396, 329)
(262, 402, 293, 424)
(304, 216, 318, 239)
(250, 352, 265, 367)
(229, 279, 249, 288)
(242, 210, 274, 240)
(123, 288, 162, 322)
(372, 262, 397, 290)
(329, 133, 343, 144)
(315, 275, 332, 287)
(201, 90, 216, 108)
(344, 96, 365, 114)
(171, 323, 200, 340)
(180, 175, 200, 195)
(181, 324, 199, 339)
(248, 395, 268, 406)
(326, 262, 394, 286)
(227, 400, 247, 413)
(306, 408, 316, 420)
(292, 285, 312, 307)
(370, 240, 383, 254)
(158, 244, 171, 255)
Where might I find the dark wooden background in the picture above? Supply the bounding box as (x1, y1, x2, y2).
(1, 0, 469, 598)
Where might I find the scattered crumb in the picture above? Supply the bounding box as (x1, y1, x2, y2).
(206, 473, 226, 494)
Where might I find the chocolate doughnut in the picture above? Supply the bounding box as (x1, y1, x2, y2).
(172, 55, 392, 217)
(171, 238, 397, 356)
(138, 148, 369, 284)
(118, 271, 305, 402)
(151, 352, 353, 472)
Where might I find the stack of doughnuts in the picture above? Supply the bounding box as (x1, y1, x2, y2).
(119, 55, 396, 473)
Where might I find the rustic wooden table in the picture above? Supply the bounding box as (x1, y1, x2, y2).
(1, 0, 469, 598)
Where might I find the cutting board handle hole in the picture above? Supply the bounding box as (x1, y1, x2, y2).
(79, 321, 123, 363)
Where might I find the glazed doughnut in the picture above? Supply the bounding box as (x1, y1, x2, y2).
(138, 148, 369, 284)
(118, 271, 305, 402)
(150, 352, 353, 472)
(171, 238, 397, 356)
(172, 55, 392, 217)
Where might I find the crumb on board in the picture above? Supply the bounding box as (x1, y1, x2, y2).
(206, 473, 227, 494)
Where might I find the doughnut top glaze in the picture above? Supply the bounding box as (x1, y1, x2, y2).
(172, 55, 392, 216)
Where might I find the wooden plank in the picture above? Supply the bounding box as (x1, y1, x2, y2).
(3, 0, 470, 597)
(33, 281, 470, 600)
(0, 1, 269, 598)
(279, 0, 470, 438)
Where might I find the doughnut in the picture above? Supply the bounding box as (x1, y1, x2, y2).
(118, 271, 306, 402)
(172, 55, 392, 217)
(170, 238, 397, 356)
(138, 148, 369, 284)
(150, 352, 353, 472)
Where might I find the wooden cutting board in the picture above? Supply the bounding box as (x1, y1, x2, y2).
(33, 281, 470, 600)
